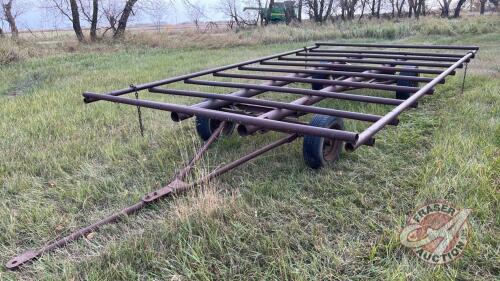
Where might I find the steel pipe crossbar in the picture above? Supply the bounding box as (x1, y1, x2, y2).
(208, 73, 430, 94)
(173, 80, 406, 106)
(83, 45, 318, 103)
(309, 48, 468, 58)
(238, 66, 440, 83)
(315, 42, 479, 50)
(278, 56, 456, 68)
(260, 61, 453, 75)
(234, 69, 394, 137)
(82, 92, 359, 142)
(149, 87, 399, 125)
(296, 52, 463, 62)
(346, 51, 476, 149)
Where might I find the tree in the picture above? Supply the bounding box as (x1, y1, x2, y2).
(101, 0, 122, 35)
(370, 0, 384, 18)
(69, 0, 84, 41)
(45, 0, 85, 41)
(414, 0, 426, 18)
(489, 0, 498, 11)
(217, 0, 246, 28)
(479, 0, 487, 13)
(408, 0, 417, 17)
(297, 0, 303, 22)
(304, 0, 335, 23)
(78, 0, 100, 41)
(113, 0, 138, 38)
(45, 0, 138, 41)
(183, 0, 206, 30)
(376, 0, 382, 18)
(340, 0, 360, 20)
(396, 0, 406, 17)
(359, 0, 369, 20)
(1, 0, 21, 38)
(143, 0, 170, 32)
(91, 0, 98, 40)
(453, 0, 467, 17)
(88, 0, 99, 41)
(438, 0, 453, 17)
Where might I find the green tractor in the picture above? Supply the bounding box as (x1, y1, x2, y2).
(244, 1, 297, 24)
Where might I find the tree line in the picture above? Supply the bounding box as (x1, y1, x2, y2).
(0, 0, 498, 41)
(226, 0, 498, 26)
(0, 0, 166, 41)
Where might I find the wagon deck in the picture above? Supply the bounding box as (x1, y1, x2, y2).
(7, 42, 478, 269)
(83, 42, 477, 149)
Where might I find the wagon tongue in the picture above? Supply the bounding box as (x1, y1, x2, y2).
(142, 179, 189, 202)
(6, 250, 39, 270)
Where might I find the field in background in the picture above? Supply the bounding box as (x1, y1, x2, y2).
(1, 15, 498, 65)
(14, 21, 231, 41)
(0, 15, 499, 280)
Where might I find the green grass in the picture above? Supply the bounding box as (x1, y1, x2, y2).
(0, 18, 499, 280)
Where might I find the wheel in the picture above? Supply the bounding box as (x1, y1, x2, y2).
(311, 73, 331, 90)
(195, 116, 234, 141)
(311, 61, 336, 90)
(396, 66, 419, 100)
(303, 115, 344, 169)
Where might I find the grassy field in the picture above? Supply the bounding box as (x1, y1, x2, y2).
(0, 16, 499, 280)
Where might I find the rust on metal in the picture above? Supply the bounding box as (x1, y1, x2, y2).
(7, 42, 477, 270)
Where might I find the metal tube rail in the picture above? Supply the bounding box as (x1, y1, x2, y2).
(7, 131, 299, 269)
(315, 42, 479, 50)
(231, 103, 276, 113)
(346, 51, 476, 150)
(6, 201, 147, 270)
(260, 61, 453, 75)
(170, 61, 346, 122)
(83, 45, 318, 103)
(175, 80, 406, 106)
(171, 72, 313, 122)
(199, 134, 299, 181)
(295, 52, 463, 62)
(149, 87, 399, 125)
(239, 66, 440, 83)
(279, 57, 456, 68)
(82, 92, 360, 142)
(174, 122, 227, 180)
(207, 73, 431, 94)
(237, 70, 384, 136)
(309, 49, 468, 58)
(219, 108, 310, 125)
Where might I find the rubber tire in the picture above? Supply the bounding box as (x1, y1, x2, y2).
(195, 116, 234, 141)
(311, 73, 330, 90)
(311, 61, 334, 90)
(396, 66, 419, 100)
(303, 115, 344, 169)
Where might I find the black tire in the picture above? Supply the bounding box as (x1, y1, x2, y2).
(396, 66, 419, 100)
(311, 61, 335, 90)
(311, 73, 331, 90)
(195, 116, 234, 141)
(303, 115, 344, 169)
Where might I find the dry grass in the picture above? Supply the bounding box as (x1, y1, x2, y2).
(123, 15, 499, 49)
(1, 15, 498, 66)
(172, 187, 240, 222)
(0, 14, 498, 281)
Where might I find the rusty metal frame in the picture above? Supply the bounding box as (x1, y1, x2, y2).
(7, 42, 478, 269)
